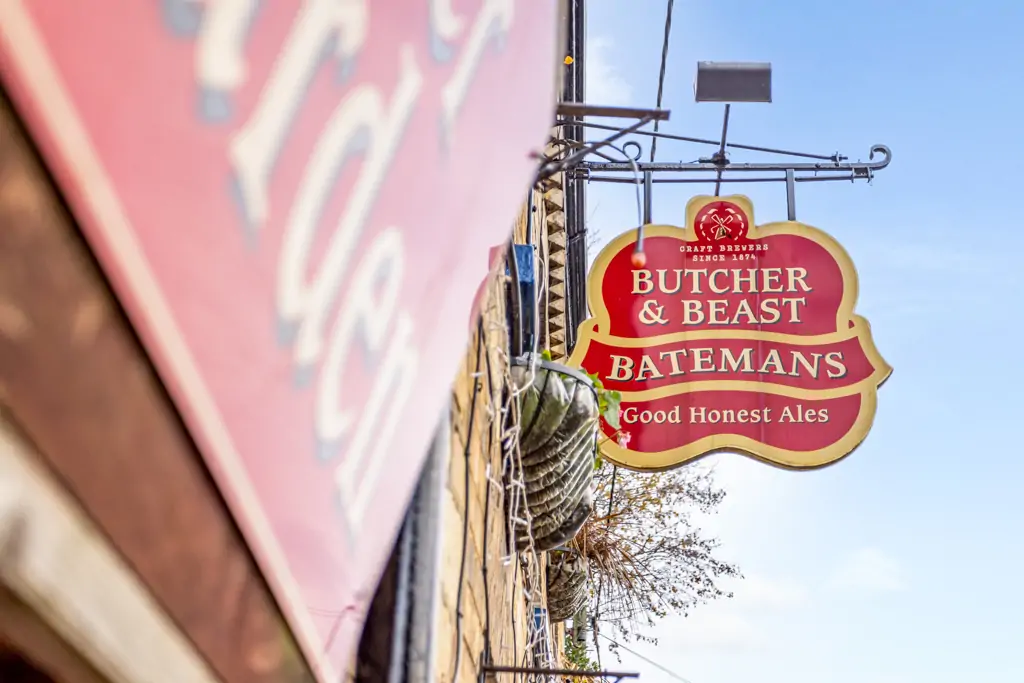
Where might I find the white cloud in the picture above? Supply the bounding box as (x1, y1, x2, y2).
(695, 453, 802, 541)
(856, 240, 990, 277)
(586, 36, 632, 106)
(867, 676, 912, 683)
(623, 574, 808, 658)
(736, 574, 811, 610)
(829, 547, 907, 593)
(657, 611, 765, 652)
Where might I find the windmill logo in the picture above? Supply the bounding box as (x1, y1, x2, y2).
(695, 201, 749, 242)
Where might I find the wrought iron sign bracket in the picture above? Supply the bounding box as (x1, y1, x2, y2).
(576, 143, 891, 222)
(534, 103, 671, 182)
(575, 144, 891, 181)
(480, 664, 640, 682)
(561, 117, 891, 222)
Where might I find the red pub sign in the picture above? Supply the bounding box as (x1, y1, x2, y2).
(0, 0, 557, 678)
(570, 195, 891, 471)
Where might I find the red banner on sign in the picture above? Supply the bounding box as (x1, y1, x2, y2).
(0, 1, 557, 678)
(569, 195, 890, 471)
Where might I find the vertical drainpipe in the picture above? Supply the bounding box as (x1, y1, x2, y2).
(403, 404, 451, 683)
(387, 512, 414, 683)
(565, 0, 587, 353)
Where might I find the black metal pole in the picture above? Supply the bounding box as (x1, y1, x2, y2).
(386, 514, 414, 683)
(643, 171, 653, 224)
(563, 0, 588, 353)
(714, 103, 731, 196)
(786, 168, 797, 220)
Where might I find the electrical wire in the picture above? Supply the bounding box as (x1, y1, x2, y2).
(472, 233, 548, 676)
(510, 556, 519, 672)
(480, 337, 497, 666)
(648, 0, 676, 163)
(449, 316, 485, 683)
(599, 633, 693, 683)
(508, 218, 561, 671)
(577, 139, 639, 663)
(480, 467, 494, 664)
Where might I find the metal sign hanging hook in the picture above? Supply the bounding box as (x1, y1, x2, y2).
(643, 170, 653, 225)
(786, 168, 796, 220)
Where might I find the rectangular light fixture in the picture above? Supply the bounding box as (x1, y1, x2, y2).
(694, 61, 773, 103)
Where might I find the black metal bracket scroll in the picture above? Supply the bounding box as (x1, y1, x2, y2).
(532, 97, 674, 352)
(534, 104, 671, 183)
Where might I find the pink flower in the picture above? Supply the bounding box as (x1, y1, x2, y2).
(617, 431, 632, 448)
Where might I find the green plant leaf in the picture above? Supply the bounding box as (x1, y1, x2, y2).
(583, 370, 621, 428)
(602, 392, 622, 430)
(563, 633, 599, 672)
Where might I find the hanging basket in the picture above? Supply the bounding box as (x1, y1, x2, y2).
(510, 355, 598, 552)
(546, 549, 590, 623)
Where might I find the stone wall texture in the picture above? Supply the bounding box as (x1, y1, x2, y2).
(434, 192, 569, 683)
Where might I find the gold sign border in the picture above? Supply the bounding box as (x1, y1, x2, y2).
(567, 195, 892, 471)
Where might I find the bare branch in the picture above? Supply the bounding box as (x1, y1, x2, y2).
(569, 461, 740, 643)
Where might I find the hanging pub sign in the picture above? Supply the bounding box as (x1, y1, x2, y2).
(570, 195, 890, 471)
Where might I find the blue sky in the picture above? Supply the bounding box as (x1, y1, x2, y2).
(583, 2, 1024, 682)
